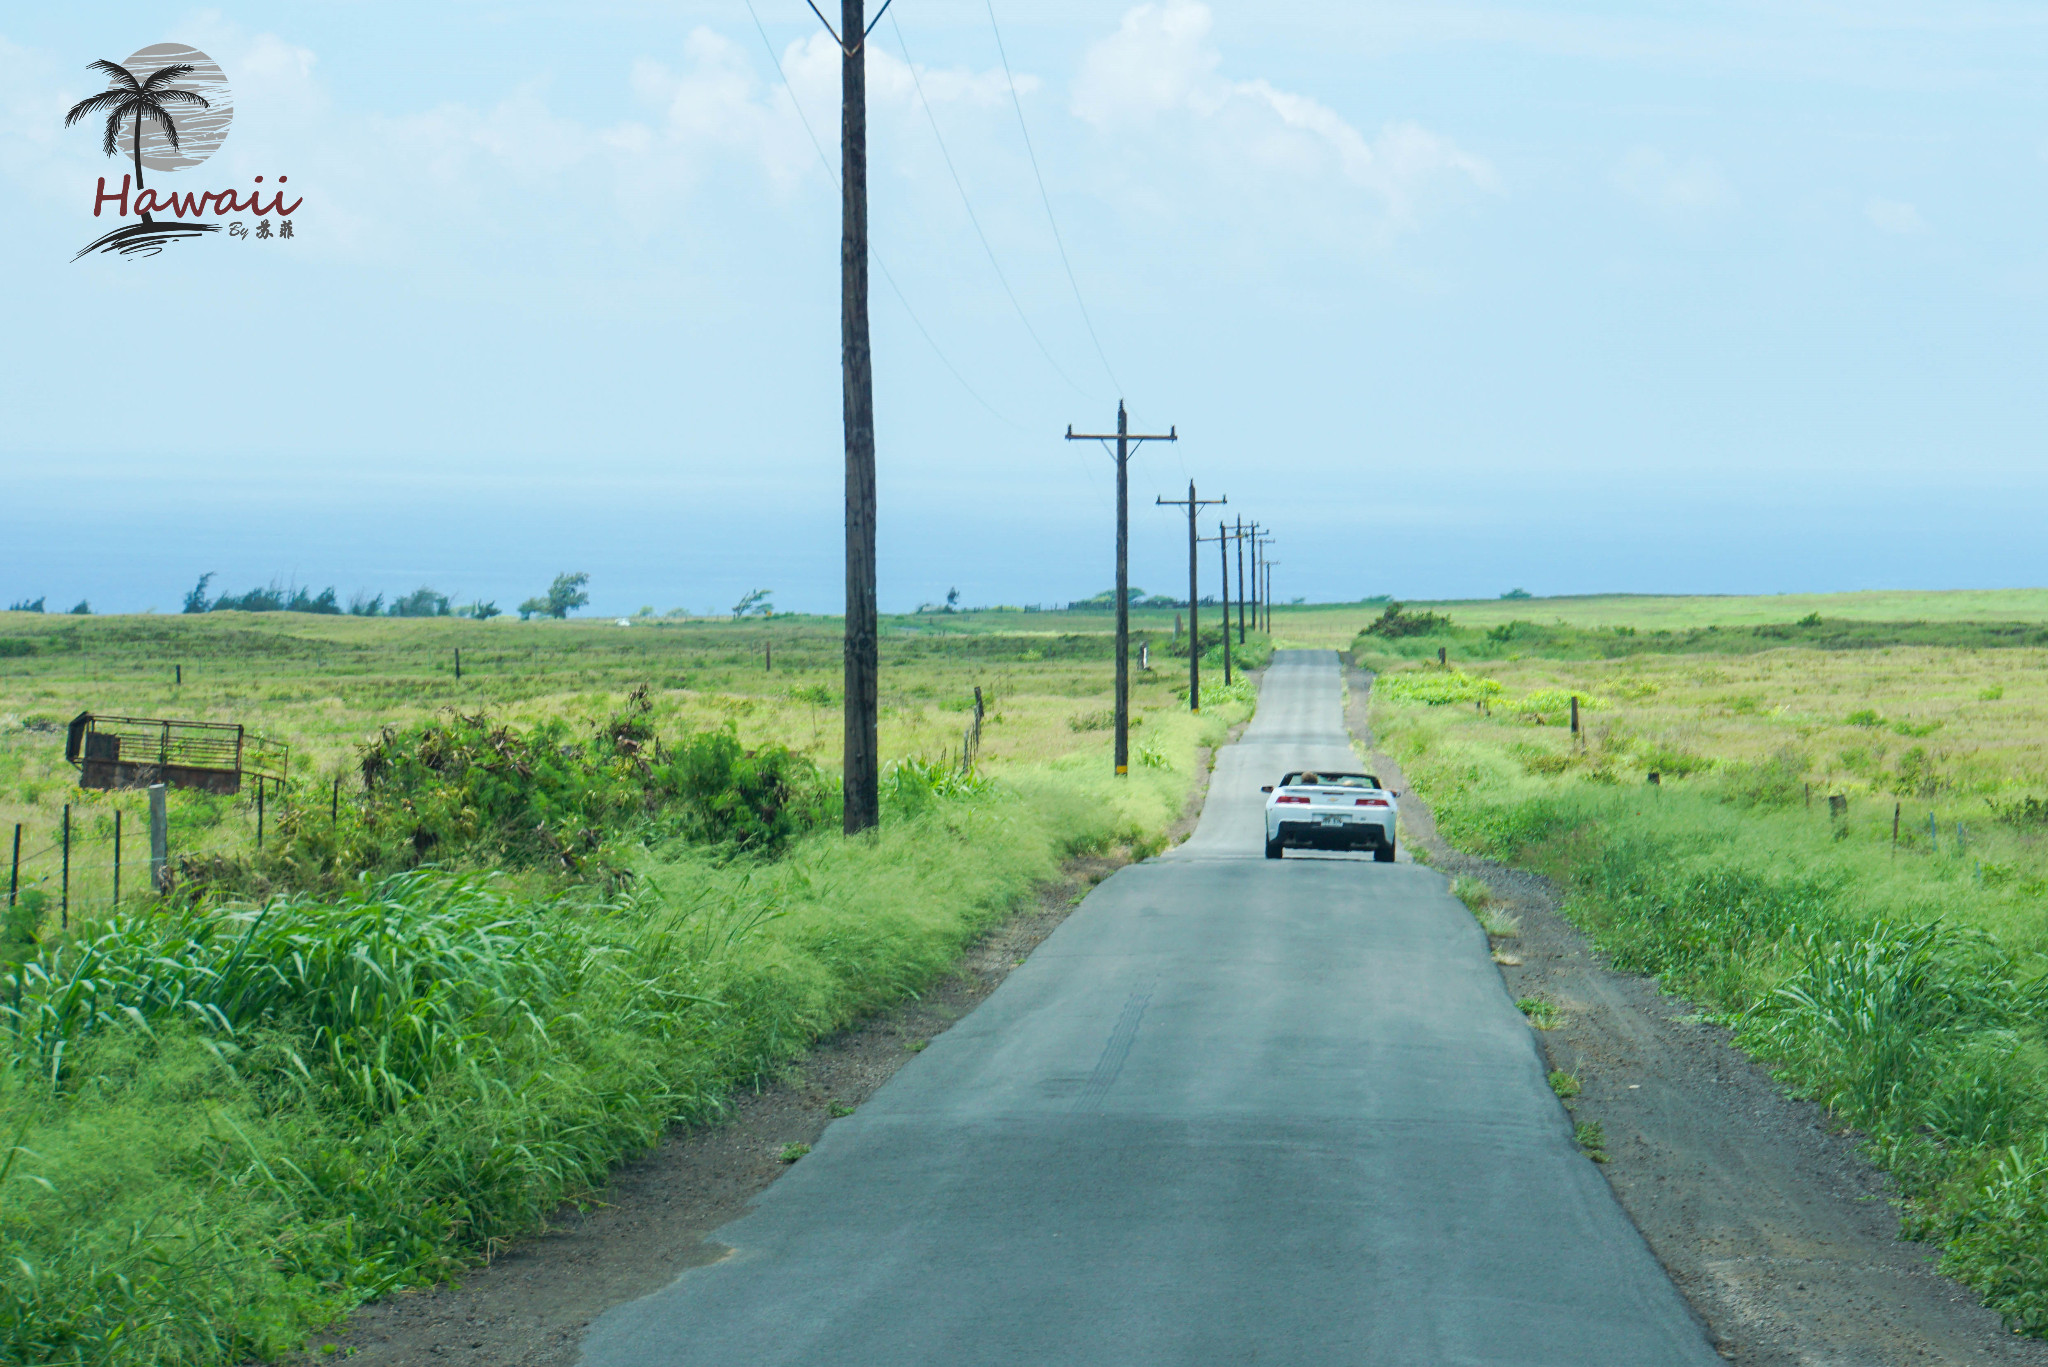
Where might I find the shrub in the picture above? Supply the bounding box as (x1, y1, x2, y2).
(1365, 602, 1453, 638)
(1374, 669, 1504, 707)
(227, 694, 836, 896)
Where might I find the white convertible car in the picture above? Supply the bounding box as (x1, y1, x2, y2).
(1262, 771, 1397, 861)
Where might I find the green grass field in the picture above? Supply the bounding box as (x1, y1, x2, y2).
(0, 609, 1268, 916)
(1355, 585, 2048, 1334)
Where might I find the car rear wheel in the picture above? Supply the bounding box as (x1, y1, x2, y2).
(1374, 841, 1396, 863)
(1265, 838, 1283, 860)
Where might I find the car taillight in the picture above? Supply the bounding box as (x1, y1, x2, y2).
(1276, 795, 1310, 804)
(1356, 797, 1390, 807)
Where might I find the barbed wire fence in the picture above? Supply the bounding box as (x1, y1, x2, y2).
(5, 781, 288, 927)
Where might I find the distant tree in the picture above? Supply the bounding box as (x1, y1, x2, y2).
(7, 597, 45, 613)
(348, 592, 385, 617)
(211, 584, 287, 612)
(67, 600, 91, 615)
(460, 600, 502, 621)
(182, 573, 214, 614)
(731, 589, 774, 620)
(519, 572, 590, 621)
(387, 586, 452, 618)
(946, 587, 960, 611)
(1500, 588, 1533, 600)
(285, 586, 341, 614)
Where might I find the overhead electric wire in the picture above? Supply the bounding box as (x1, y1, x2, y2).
(746, 1, 1109, 497)
(743, 0, 1034, 438)
(889, 13, 1101, 403)
(983, 0, 1121, 398)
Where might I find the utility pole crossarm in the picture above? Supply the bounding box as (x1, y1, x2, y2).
(1066, 404, 1176, 777)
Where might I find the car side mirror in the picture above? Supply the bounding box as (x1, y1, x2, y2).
(1260, 785, 1273, 793)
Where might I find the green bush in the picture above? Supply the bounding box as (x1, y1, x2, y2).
(1373, 668, 1504, 707)
(231, 694, 836, 896)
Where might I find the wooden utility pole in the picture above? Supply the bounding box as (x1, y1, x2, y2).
(1235, 517, 1250, 645)
(808, 0, 883, 833)
(1067, 403, 1175, 775)
(1157, 482, 1225, 710)
(1199, 522, 1233, 685)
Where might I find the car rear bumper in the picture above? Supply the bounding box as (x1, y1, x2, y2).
(1272, 819, 1392, 851)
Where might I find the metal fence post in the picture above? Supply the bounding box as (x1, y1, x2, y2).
(60, 804, 69, 928)
(149, 784, 169, 894)
(7, 825, 17, 910)
(113, 810, 121, 907)
(257, 782, 265, 851)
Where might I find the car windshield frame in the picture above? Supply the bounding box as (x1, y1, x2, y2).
(1277, 772, 1382, 791)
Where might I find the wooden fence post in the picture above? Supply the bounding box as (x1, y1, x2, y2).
(149, 784, 169, 894)
(1570, 696, 1580, 736)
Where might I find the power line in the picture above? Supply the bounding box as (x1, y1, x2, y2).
(743, 0, 1032, 437)
(984, 0, 1121, 398)
(889, 13, 1099, 402)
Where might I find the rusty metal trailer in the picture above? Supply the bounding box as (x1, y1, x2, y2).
(65, 712, 288, 795)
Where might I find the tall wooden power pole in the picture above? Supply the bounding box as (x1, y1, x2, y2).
(1158, 482, 1225, 710)
(809, 0, 882, 834)
(1207, 520, 1233, 684)
(1235, 518, 1252, 645)
(1068, 403, 1175, 775)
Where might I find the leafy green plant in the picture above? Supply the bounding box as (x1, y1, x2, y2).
(1373, 669, 1503, 707)
(1575, 1120, 1608, 1161)
(1548, 1070, 1580, 1099)
(1517, 997, 1561, 1030)
(1364, 603, 1452, 638)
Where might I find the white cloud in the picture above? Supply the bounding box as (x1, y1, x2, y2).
(1615, 146, 1737, 216)
(1070, 1, 1496, 233)
(1865, 196, 1927, 235)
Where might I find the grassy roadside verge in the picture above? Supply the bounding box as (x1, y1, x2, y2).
(0, 697, 1247, 1366)
(1368, 673, 2048, 1335)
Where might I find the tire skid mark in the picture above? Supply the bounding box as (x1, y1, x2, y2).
(1073, 981, 1155, 1112)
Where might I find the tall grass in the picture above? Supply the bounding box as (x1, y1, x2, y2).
(0, 734, 1197, 1365)
(1373, 693, 2048, 1332)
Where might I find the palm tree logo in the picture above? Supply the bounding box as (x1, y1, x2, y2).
(65, 59, 211, 225)
(63, 44, 234, 258)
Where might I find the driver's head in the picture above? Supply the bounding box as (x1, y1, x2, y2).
(1300, 772, 1319, 784)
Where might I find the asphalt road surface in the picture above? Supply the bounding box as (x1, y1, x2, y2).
(578, 650, 1721, 1366)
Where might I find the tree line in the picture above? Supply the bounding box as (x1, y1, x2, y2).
(169, 571, 594, 620)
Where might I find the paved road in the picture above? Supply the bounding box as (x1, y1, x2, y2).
(579, 651, 1721, 1366)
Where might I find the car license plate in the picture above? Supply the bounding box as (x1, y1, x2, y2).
(1320, 815, 1343, 826)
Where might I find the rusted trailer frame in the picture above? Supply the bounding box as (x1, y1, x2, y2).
(65, 712, 288, 796)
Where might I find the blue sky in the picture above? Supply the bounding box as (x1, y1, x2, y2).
(3, 2, 2046, 615)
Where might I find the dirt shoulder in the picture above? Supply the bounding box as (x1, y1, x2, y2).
(1347, 662, 2048, 1366)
